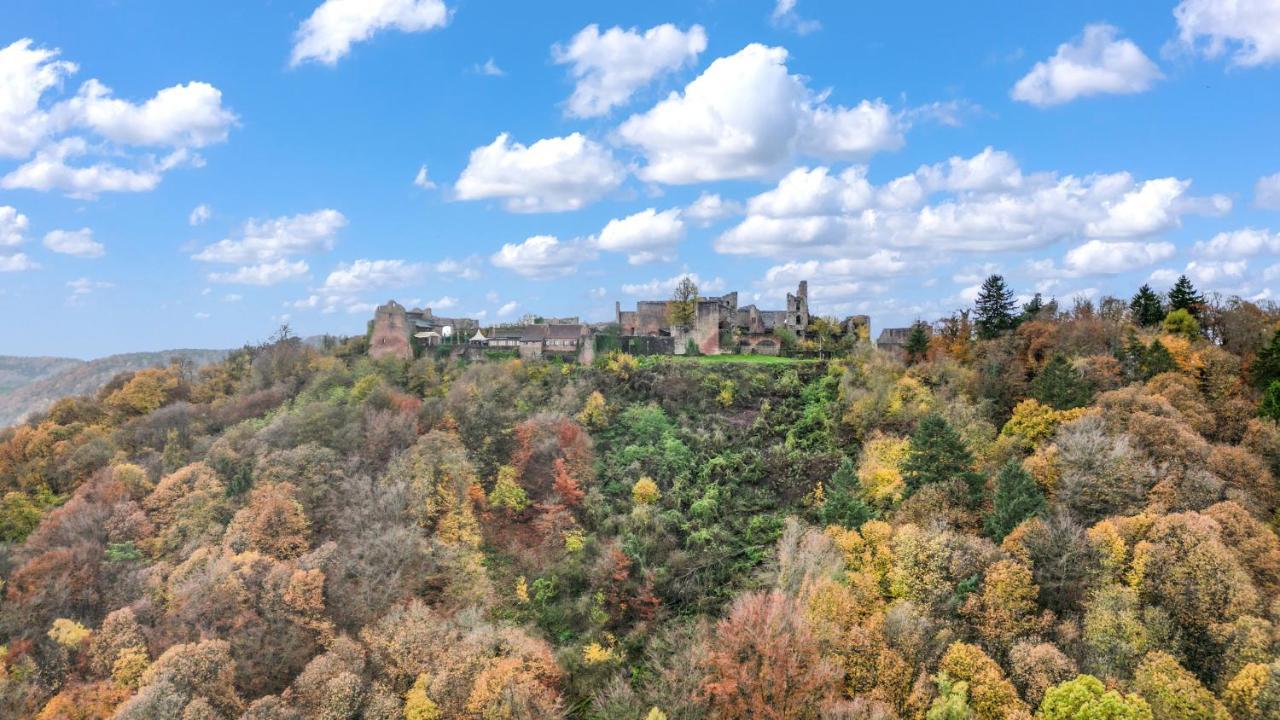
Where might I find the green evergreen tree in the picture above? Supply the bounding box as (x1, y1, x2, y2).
(1129, 284, 1165, 327)
(1021, 293, 1046, 321)
(1143, 340, 1177, 379)
(1252, 329, 1280, 389)
(974, 274, 1018, 340)
(983, 461, 1045, 542)
(1262, 380, 1280, 421)
(1030, 354, 1093, 410)
(905, 321, 931, 365)
(1166, 275, 1205, 318)
(903, 414, 982, 504)
(821, 456, 875, 528)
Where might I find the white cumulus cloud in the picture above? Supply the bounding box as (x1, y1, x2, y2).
(189, 204, 211, 226)
(209, 260, 310, 286)
(0, 253, 38, 272)
(1012, 24, 1161, 107)
(771, 0, 821, 34)
(684, 192, 743, 225)
(715, 147, 1227, 259)
(0, 39, 235, 197)
(1174, 0, 1280, 67)
(1256, 172, 1280, 209)
(43, 228, 104, 258)
(553, 23, 706, 117)
(0, 206, 30, 247)
(413, 164, 436, 189)
(617, 43, 904, 184)
(1194, 227, 1280, 257)
(491, 235, 595, 278)
(622, 272, 725, 297)
(193, 209, 347, 264)
(1063, 239, 1176, 275)
(291, 0, 449, 67)
(595, 207, 685, 264)
(455, 132, 625, 212)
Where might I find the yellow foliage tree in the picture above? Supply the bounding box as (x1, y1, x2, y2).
(856, 433, 910, 508)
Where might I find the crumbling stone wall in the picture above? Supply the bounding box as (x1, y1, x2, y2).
(369, 301, 413, 361)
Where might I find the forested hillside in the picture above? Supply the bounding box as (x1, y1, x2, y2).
(2, 276, 1280, 719)
(0, 351, 229, 429)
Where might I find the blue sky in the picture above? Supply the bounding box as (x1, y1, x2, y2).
(1, 0, 1278, 358)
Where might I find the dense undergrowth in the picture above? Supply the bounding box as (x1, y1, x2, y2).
(2, 280, 1280, 720)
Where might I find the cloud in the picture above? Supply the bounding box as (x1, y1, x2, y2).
(1173, 0, 1280, 67)
(291, 0, 449, 67)
(317, 258, 428, 295)
(759, 251, 906, 299)
(209, 260, 310, 285)
(553, 23, 706, 117)
(0, 206, 30, 247)
(684, 192, 743, 225)
(1063, 239, 1176, 275)
(496, 300, 518, 317)
(1184, 258, 1248, 285)
(0, 253, 38, 272)
(66, 277, 112, 303)
(770, 0, 821, 35)
(194, 209, 346, 264)
(1194, 227, 1280, 257)
(193, 312, 211, 320)
(43, 227, 105, 258)
(189, 204, 211, 225)
(617, 43, 904, 183)
(0, 39, 76, 158)
(426, 295, 457, 310)
(1, 137, 164, 197)
(55, 78, 237, 148)
(413, 164, 436, 189)
(455, 132, 625, 212)
(1256, 173, 1280, 209)
(622, 272, 725, 296)
(491, 235, 595, 278)
(475, 58, 505, 76)
(222, 293, 242, 302)
(715, 147, 1229, 258)
(434, 257, 482, 280)
(0, 39, 235, 196)
(595, 207, 685, 264)
(1012, 24, 1161, 107)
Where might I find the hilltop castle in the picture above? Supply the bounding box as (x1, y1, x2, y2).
(367, 280, 871, 362)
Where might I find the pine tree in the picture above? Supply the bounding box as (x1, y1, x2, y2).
(821, 457, 875, 528)
(1030, 354, 1093, 410)
(1020, 293, 1046, 321)
(983, 461, 1044, 542)
(903, 414, 982, 504)
(1252, 329, 1280, 389)
(1166, 275, 1205, 318)
(974, 274, 1018, 340)
(1261, 381, 1280, 421)
(905, 321, 931, 365)
(1129, 284, 1165, 326)
(1143, 340, 1176, 379)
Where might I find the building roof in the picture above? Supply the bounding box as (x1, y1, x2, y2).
(546, 324, 583, 340)
(470, 330, 487, 342)
(413, 331, 440, 339)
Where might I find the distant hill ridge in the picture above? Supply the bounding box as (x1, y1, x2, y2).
(0, 349, 228, 428)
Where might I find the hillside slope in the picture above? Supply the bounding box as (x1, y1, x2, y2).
(0, 349, 228, 428)
(0, 284, 1278, 719)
